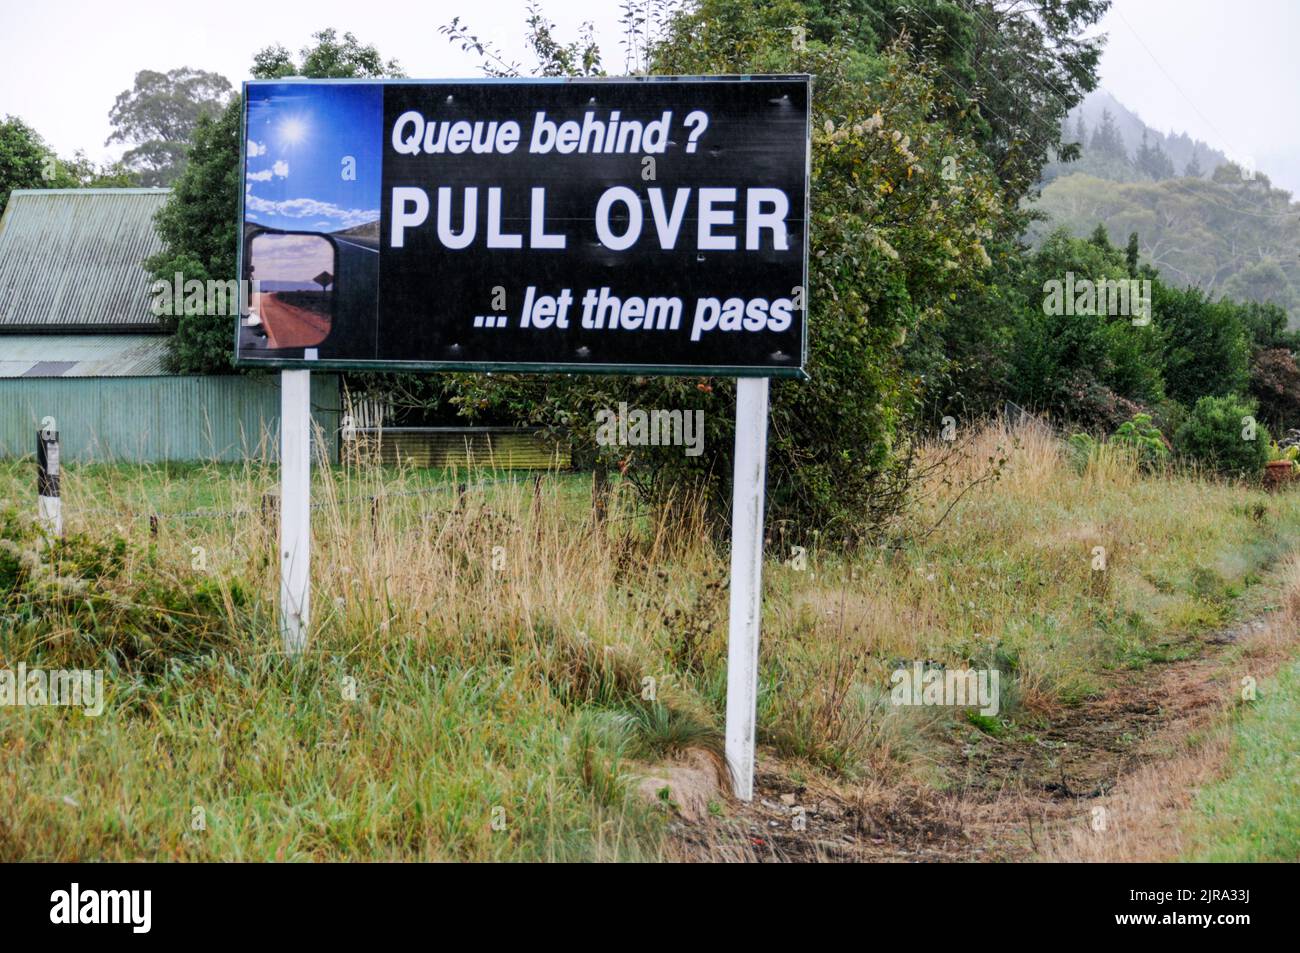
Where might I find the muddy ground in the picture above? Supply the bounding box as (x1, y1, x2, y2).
(662, 615, 1289, 862)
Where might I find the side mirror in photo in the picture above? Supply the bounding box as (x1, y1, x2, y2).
(242, 230, 337, 351)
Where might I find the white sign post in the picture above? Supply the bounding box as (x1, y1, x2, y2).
(280, 369, 312, 654)
(724, 377, 771, 801)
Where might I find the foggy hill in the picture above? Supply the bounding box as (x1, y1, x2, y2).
(1067, 90, 1230, 179)
(1031, 92, 1299, 324)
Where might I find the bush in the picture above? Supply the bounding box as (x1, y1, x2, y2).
(1173, 395, 1270, 477)
(1066, 432, 1098, 474)
(1111, 413, 1170, 470)
(1156, 283, 1251, 405)
(1054, 369, 1146, 431)
(0, 502, 243, 676)
(1003, 230, 1165, 424)
(1249, 347, 1300, 434)
(445, 4, 1010, 544)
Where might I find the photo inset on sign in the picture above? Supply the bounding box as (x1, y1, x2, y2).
(239, 81, 381, 360)
(244, 232, 335, 349)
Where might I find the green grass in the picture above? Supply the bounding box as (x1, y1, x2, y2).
(1184, 659, 1300, 862)
(3, 647, 665, 861)
(15, 458, 595, 526)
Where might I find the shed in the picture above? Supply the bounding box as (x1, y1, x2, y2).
(0, 189, 339, 462)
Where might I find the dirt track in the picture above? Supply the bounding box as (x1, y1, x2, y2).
(667, 610, 1294, 862)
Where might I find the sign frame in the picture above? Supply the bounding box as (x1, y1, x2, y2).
(234, 74, 811, 380)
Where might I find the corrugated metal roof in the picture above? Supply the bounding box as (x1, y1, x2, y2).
(0, 334, 169, 377)
(0, 189, 170, 331)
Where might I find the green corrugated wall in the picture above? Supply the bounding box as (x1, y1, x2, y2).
(0, 374, 341, 463)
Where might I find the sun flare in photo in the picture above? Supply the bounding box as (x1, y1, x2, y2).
(278, 115, 309, 147)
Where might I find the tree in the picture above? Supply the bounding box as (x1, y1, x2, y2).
(250, 28, 404, 79)
(147, 30, 403, 373)
(1239, 300, 1298, 351)
(1156, 283, 1251, 405)
(146, 102, 242, 373)
(799, 0, 1110, 208)
(1005, 229, 1164, 426)
(1125, 231, 1140, 276)
(1222, 259, 1296, 313)
(0, 115, 54, 209)
(1090, 109, 1128, 161)
(107, 68, 233, 186)
(1, 115, 133, 211)
(1031, 169, 1300, 320)
(1135, 130, 1175, 181)
(438, 0, 1010, 541)
(1239, 300, 1300, 432)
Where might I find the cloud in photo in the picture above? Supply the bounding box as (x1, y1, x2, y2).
(245, 192, 378, 231)
(242, 83, 382, 233)
(250, 232, 334, 282)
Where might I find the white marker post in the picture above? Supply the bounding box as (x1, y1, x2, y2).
(36, 426, 62, 538)
(280, 369, 311, 654)
(724, 376, 771, 801)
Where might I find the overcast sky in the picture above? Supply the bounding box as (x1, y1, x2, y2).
(2, 0, 1296, 196)
(1095, 0, 1300, 194)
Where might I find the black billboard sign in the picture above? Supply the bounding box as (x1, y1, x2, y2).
(235, 76, 810, 377)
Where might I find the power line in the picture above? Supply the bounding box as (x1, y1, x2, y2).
(1109, 5, 1237, 156)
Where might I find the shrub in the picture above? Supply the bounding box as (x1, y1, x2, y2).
(1156, 283, 1251, 404)
(1054, 369, 1145, 431)
(1249, 347, 1300, 434)
(0, 502, 243, 675)
(1173, 395, 1270, 477)
(1111, 413, 1170, 470)
(445, 6, 1010, 544)
(1065, 432, 1098, 474)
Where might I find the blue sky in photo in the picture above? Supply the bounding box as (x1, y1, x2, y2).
(244, 83, 382, 233)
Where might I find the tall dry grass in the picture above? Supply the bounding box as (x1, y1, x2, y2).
(3, 417, 1299, 859)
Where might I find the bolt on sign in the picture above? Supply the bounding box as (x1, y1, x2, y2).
(234, 76, 810, 377)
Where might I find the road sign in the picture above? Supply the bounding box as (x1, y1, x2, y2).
(236, 76, 810, 377)
(243, 76, 811, 800)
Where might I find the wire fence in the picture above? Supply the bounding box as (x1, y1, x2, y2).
(1001, 400, 1062, 438)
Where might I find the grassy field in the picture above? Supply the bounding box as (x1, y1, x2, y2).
(1186, 657, 1300, 861)
(1, 424, 1298, 860)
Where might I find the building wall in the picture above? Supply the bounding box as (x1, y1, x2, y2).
(353, 428, 571, 470)
(0, 374, 340, 463)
